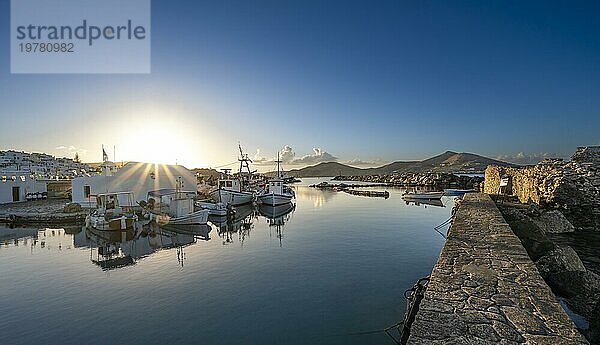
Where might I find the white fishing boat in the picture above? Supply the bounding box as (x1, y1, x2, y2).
(145, 186, 209, 226)
(86, 192, 138, 231)
(257, 153, 295, 206)
(401, 191, 444, 200)
(195, 200, 228, 216)
(210, 175, 255, 206)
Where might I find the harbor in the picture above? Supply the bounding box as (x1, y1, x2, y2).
(1, 146, 599, 344)
(2, 1, 600, 344)
(0, 179, 453, 345)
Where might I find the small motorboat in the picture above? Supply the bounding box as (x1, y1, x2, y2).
(196, 200, 228, 216)
(145, 189, 209, 226)
(443, 189, 476, 196)
(402, 191, 444, 200)
(86, 192, 138, 231)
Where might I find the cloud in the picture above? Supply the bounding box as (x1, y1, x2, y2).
(279, 145, 296, 163)
(344, 158, 389, 167)
(55, 145, 88, 158)
(253, 145, 338, 166)
(253, 149, 269, 164)
(292, 147, 338, 165)
(496, 152, 561, 165)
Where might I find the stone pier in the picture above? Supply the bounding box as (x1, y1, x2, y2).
(407, 193, 587, 344)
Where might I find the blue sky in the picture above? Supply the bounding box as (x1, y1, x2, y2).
(1, 0, 599, 168)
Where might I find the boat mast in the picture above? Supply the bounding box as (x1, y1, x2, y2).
(238, 143, 253, 178)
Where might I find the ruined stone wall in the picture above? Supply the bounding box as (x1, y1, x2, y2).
(407, 193, 586, 344)
(484, 146, 600, 230)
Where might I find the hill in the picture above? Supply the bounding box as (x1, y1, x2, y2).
(286, 151, 514, 177)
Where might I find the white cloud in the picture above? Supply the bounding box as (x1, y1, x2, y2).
(344, 158, 389, 167)
(292, 147, 338, 165)
(280, 145, 296, 163)
(55, 145, 88, 159)
(496, 152, 560, 165)
(253, 148, 269, 163)
(253, 145, 338, 166)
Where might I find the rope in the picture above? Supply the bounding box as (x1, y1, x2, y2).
(326, 275, 430, 344)
(210, 161, 239, 169)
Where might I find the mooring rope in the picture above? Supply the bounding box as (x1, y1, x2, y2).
(326, 275, 430, 344)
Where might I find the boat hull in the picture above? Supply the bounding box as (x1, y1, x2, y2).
(257, 192, 294, 206)
(402, 192, 444, 200)
(443, 189, 476, 196)
(210, 189, 254, 206)
(87, 214, 137, 231)
(196, 201, 227, 216)
(166, 210, 210, 225)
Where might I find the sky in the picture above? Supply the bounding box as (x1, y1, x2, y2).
(1, 0, 599, 170)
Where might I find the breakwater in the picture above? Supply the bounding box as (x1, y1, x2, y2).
(407, 193, 586, 344)
(333, 172, 482, 189)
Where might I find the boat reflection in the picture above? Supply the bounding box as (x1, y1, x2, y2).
(209, 203, 256, 245)
(258, 202, 296, 246)
(86, 222, 211, 270)
(403, 198, 445, 208)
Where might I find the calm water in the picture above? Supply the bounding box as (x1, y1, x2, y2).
(0, 178, 453, 345)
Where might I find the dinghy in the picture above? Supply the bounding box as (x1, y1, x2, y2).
(402, 191, 444, 200)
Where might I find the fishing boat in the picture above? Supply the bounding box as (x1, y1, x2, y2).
(195, 200, 228, 216)
(209, 172, 255, 206)
(401, 191, 444, 200)
(257, 153, 295, 206)
(443, 189, 476, 196)
(145, 186, 209, 226)
(85, 192, 138, 231)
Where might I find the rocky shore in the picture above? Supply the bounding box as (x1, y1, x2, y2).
(333, 172, 483, 189)
(496, 199, 600, 343)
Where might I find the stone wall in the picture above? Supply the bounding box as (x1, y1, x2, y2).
(407, 193, 586, 344)
(484, 146, 600, 230)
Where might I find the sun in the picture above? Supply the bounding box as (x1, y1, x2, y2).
(119, 119, 195, 166)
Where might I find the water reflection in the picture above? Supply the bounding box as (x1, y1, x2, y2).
(293, 185, 337, 208)
(403, 198, 445, 208)
(1, 201, 299, 267)
(259, 202, 296, 246)
(86, 223, 212, 270)
(210, 203, 256, 245)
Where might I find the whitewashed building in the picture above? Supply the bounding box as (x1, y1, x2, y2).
(71, 162, 197, 206)
(0, 171, 47, 204)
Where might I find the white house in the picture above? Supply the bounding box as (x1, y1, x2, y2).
(71, 162, 197, 207)
(0, 171, 47, 204)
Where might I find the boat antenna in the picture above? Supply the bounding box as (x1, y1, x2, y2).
(276, 151, 281, 179)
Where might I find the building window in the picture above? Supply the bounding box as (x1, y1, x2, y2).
(84, 185, 91, 198)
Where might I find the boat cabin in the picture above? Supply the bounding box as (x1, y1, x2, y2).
(147, 189, 196, 218)
(266, 179, 284, 195)
(218, 178, 242, 192)
(95, 192, 135, 215)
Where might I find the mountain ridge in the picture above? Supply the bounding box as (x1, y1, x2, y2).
(285, 151, 514, 177)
